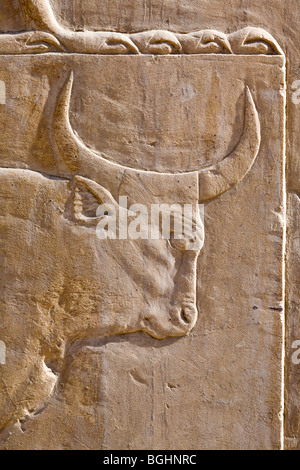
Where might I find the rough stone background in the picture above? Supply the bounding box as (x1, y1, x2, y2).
(0, 0, 299, 450)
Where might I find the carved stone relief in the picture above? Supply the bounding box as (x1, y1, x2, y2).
(0, 0, 288, 450)
(0, 1, 283, 55)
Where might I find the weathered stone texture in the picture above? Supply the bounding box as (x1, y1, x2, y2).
(0, 0, 298, 450)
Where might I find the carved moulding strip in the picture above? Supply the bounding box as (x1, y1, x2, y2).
(0, 27, 284, 56)
(0, 0, 283, 55)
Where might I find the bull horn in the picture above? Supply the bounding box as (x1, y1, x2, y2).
(53, 74, 260, 202)
(198, 87, 261, 201)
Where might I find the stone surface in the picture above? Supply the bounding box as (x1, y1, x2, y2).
(0, 0, 297, 451)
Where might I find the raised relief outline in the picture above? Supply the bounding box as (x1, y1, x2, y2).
(0, 0, 284, 55)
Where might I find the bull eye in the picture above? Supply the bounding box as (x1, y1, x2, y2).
(169, 232, 197, 252)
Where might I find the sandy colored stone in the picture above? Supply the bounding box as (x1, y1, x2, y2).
(0, 0, 293, 451)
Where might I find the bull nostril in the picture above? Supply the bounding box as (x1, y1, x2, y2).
(180, 308, 191, 325)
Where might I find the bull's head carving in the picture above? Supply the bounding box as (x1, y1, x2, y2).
(51, 73, 261, 340)
(0, 76, 260, 434)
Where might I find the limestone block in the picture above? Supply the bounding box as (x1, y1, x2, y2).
(0, 0, 291, 450)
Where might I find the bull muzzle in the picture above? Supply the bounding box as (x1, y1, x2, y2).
(141, 303, 198, 339)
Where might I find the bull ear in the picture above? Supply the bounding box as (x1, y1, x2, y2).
(73, 176, 119, 225)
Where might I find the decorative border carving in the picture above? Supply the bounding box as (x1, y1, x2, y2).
(0, 27, 284, 55)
